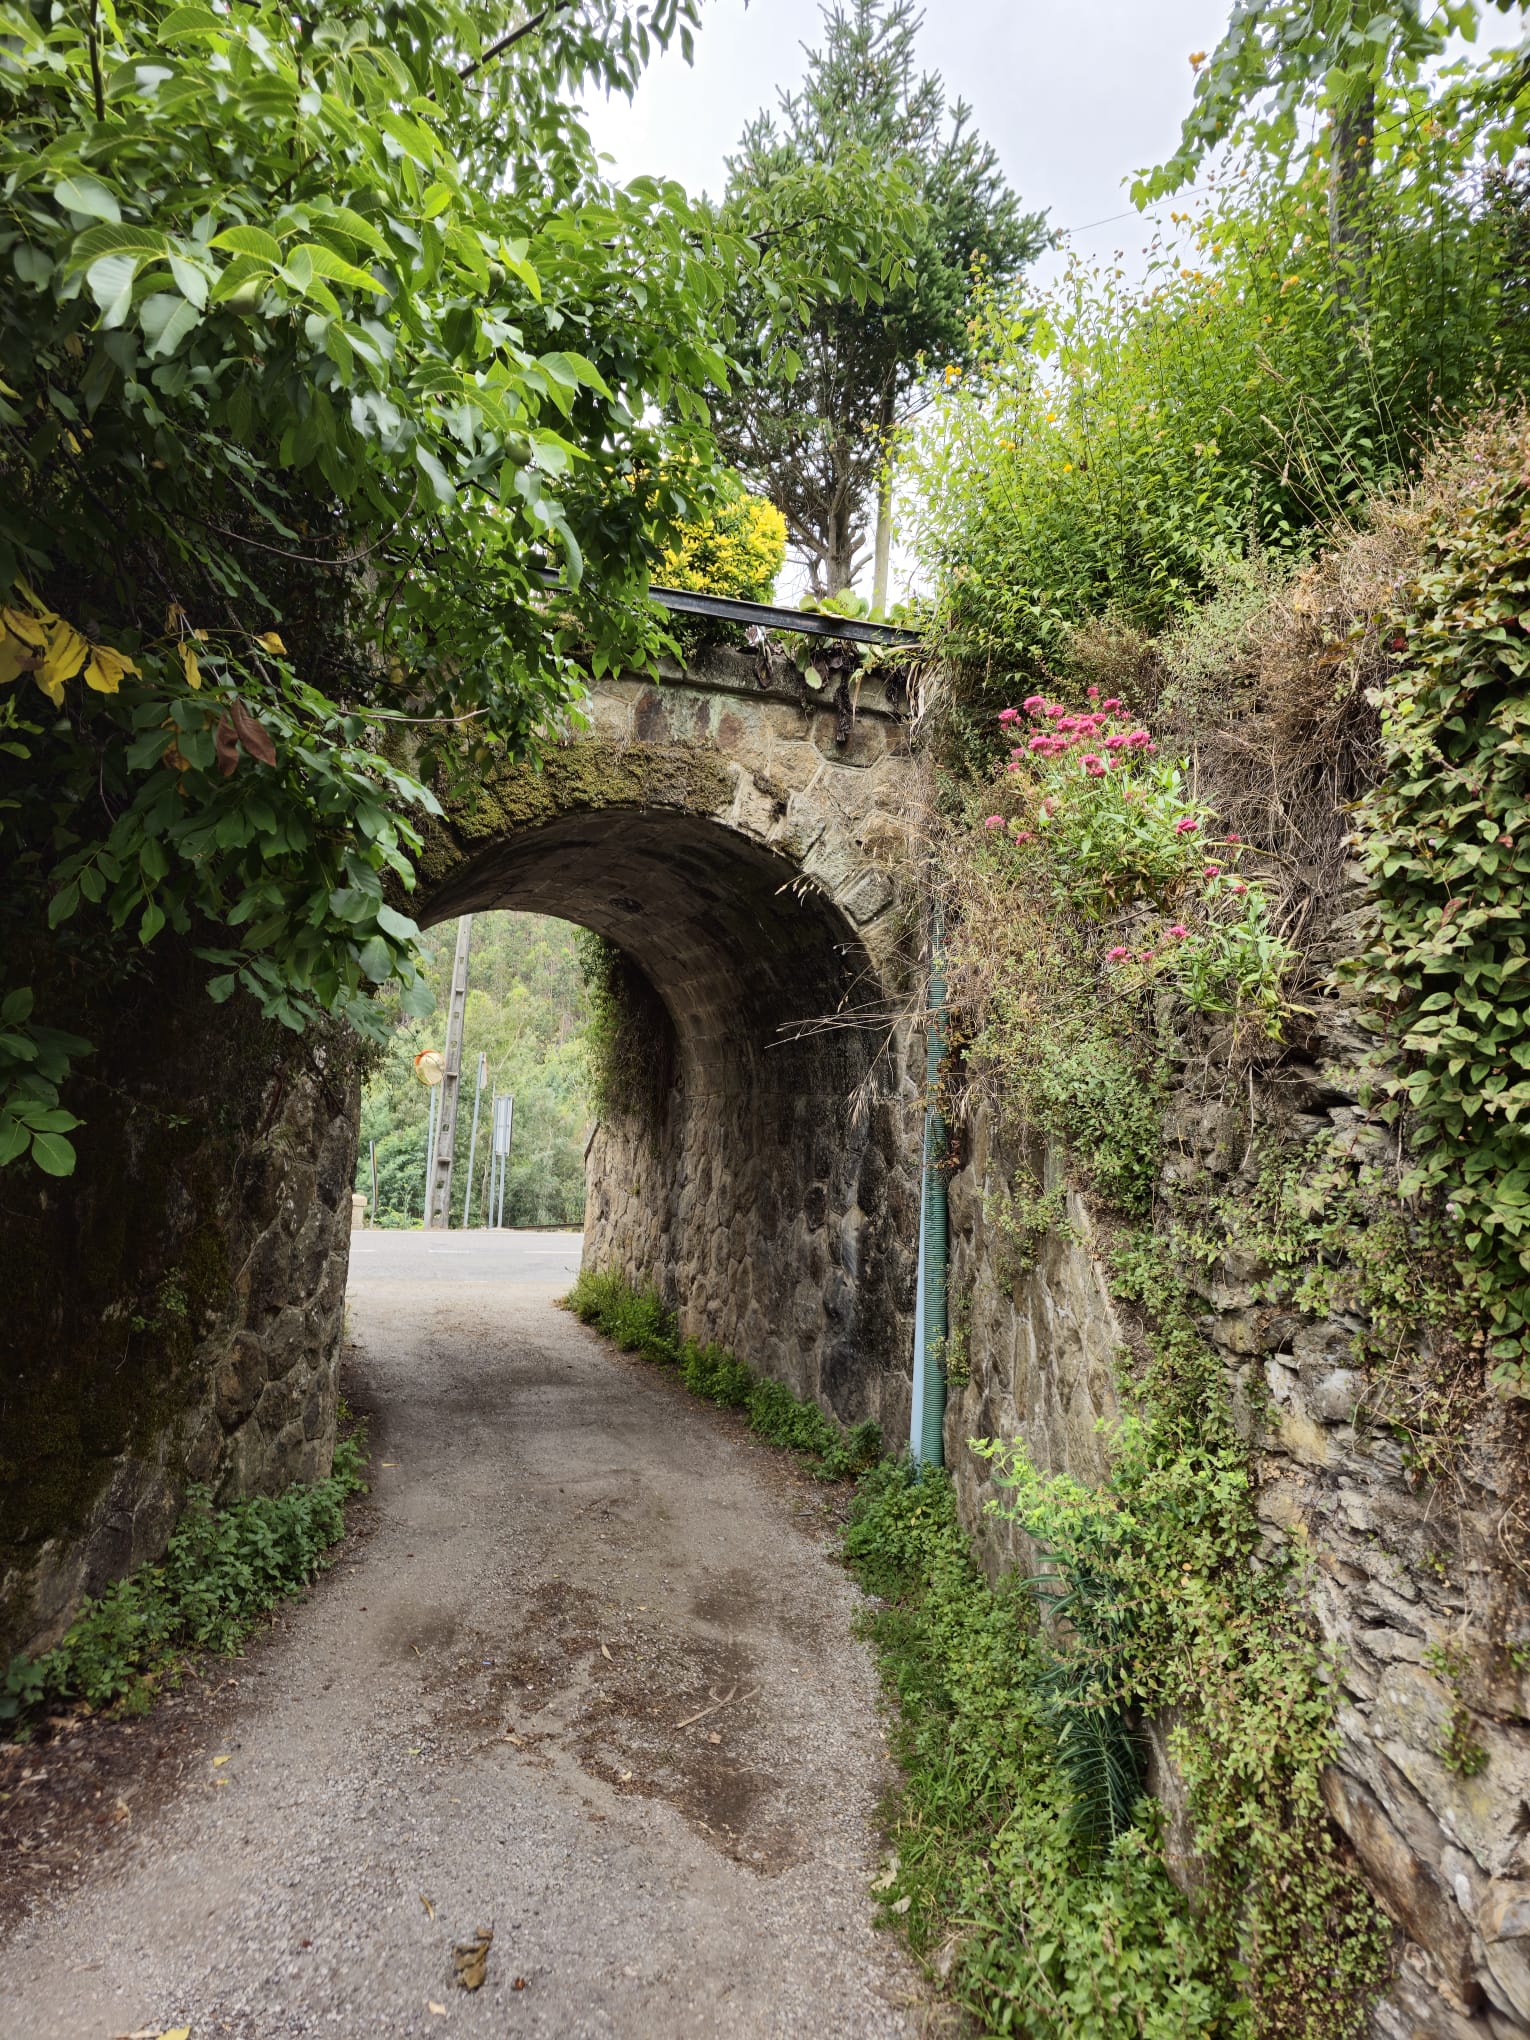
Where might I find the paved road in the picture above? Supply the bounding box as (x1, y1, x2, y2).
(2, 1234, 922, 2038)
(347, 1228, 585, 1287)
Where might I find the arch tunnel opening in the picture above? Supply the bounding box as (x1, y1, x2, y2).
(401, 808, 918, 1445)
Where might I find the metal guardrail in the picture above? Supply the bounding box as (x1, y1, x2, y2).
(647, 583, 922, 648)
(529, 562, 922, 648)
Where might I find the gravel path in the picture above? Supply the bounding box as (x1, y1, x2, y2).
(2, 1239, 924, 2039)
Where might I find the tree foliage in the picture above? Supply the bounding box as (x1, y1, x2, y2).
(909, 150, 1530, 685)
(0, 0, 754, 1173)
(712, 0, 1046, 596)
(658, 474, 787, 604)
(1138, 0, 1530, 206)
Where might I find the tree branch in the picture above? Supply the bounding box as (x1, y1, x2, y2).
(87, 0, 106, 121)
(458, 1, 575, 83)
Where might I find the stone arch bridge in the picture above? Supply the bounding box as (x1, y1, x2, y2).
(419, 643, 924, 1436)
(3, 645, 927, 1657)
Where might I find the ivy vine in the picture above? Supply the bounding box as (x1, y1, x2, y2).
(1354, 444, 1530, 1385)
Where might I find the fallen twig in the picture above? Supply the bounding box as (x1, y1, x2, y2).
(674, 1683, 758, 1730)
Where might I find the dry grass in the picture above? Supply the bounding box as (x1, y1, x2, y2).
(1058, 411, 1530, 979)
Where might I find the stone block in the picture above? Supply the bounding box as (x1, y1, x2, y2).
(1310, 1367, 1365, 1423)
(812, 713, 885, 767)
(213, 1335, 269, 1429)
(837, 867, 895, 925)
(1478, 1883, 1530, 2023)
(1374, 1664, 1530, 1879)
(1322, 1765, 1480, 2004)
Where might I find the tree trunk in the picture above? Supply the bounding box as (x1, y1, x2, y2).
(825, 435, 855, 595)
(1328, 77, 1374, 305)
(871, 384, 894, 616)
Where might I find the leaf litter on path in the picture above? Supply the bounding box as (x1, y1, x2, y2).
(452, 1924, 493, 1990)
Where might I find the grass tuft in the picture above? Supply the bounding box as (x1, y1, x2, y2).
(565, 1267, 881, 1480)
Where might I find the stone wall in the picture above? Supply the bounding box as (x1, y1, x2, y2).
(0, 950, 359, 1661)
(943, 1059, 1530, 2037)
(584, 1018, 922, 1443)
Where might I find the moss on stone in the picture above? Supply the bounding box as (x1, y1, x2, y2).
(418, 738, 734, 886)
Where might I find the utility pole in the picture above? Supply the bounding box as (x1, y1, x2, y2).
(461, 1052, 488, 1229)
(426, 916, 473, 1229)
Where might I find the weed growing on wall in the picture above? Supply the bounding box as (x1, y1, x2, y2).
(979, 1244, 1392, 2039)
(2, 1427, 368, 1737)
(575, 931, 677, 1136)
(978, 691, 1295, 1026)
(565, 1269, 881, 1479)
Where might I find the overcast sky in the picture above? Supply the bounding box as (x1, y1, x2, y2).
(584, 0, 1235, 281)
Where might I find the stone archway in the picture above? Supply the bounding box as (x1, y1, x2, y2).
(418, 647, 923, 1438)
(0, 650, 924, 1658)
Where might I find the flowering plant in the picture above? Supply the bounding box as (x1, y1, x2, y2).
(977, 693, 1293, 1029)
(988, 692, 1211, 917)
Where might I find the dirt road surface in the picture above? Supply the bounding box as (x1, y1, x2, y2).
(1, 1232, 924, 2039)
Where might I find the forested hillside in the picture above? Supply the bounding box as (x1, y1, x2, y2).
(356, 915, 591, 1229)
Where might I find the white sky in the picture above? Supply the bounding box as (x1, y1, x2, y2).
(584, 0, 1235, 281)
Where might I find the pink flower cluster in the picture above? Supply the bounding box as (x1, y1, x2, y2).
(1106, 925, 1187, 968)
(999, 694, 1156, 772)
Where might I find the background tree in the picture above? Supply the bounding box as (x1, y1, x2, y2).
(712, 0, 1047, 602)
(1137, 1, 1530, 282)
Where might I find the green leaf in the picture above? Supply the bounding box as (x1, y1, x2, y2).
(538, 350, 613, 399)
(357, 935, 393, 983)
(168, 254, 210, 310)
(290, 243, 381, 295)
(374, 903, 418, 942)
(55, 176, 121, 225)
(86, 253, 138, 321)
(157, 4, 227, 40)
(47, 882, 80, 929)
(210, 224, 282, 264)
(66, 225, 169, 273)
(29, 1130, 77, 1176)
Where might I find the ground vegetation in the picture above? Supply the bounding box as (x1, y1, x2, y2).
(566, 1269, 882, 1478)
(3, 1418, 367, 1738)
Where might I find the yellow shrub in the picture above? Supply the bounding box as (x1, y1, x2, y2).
(659, 488, 785, 605)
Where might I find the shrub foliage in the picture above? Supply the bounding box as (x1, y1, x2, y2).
(3, 1428, 368, 1734)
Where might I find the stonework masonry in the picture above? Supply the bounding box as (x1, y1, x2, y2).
(1, 974, 358, 1662)
(420, 646, 929, 1447)
(944, 1050, 1530, 2038)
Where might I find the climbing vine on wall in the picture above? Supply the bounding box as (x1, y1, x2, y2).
(980, 1240, 1393, 2038)
(1354, 425, 1530, 1384)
